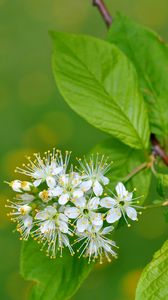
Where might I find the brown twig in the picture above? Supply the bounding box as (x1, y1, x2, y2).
(151, 134, 168, 166)
(92, 0, 112, 28)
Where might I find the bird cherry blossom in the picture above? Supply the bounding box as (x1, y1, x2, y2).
(15, 149, 70, 187)
(33, 205, 74, 258)
(64, 196, 103, 232)
(6, 200, 33, 240)
(74, 225, 117, 263)
(6, 149, 142, 263)
(49, 172, 83, 205)
(101, 182, 140, 226)
(8, 180, 32, 192)
(77, 154, 112, 196)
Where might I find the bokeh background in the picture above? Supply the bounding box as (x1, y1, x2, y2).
(1, 0, 168, 299)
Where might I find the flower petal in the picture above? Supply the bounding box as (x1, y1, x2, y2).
(125, 206, 137, 220)
(90, 212, 103, 226)
(93, 180, 103, 196)
(64, 207, 80, 219)
(125, 192, 133, 202)
(106, 208, 121, 223)
(71, 172, 82, 187)
(45, 206, 57, 217)
(58, 193, 70, 205)
(58, 213, 68, 223)
(73, 190, 83, 199)
(10, 180, 21, 192)
(21, 181, 32, 192)
(33, 179, 42, 187)
(93, 224, 103, 232)
(19, 193, 35, 202)
(19, 205, 31, 215)
(61, 234, 70, 247)
(46, 176, 56, 188)
(35, 211, 48, 220)
(51, 165, 63, 175)
(88, 197, 100, 210)
(49, 186, 63, 197)
(87, 240, 97, 255)
(59, 174, 69, 185)
(101, 226, 114, 235)
(115, 182, 127, 197)
(59, 221, 69, 233)
(77, 217, 89, 232)
(101, 175, 109, 185)
(80, 180, 92, 192)
(100, 197, 116, 208)
(73, 196, 86, 208)
(40, 220, 55, 234)
(23, 215, 33, 228)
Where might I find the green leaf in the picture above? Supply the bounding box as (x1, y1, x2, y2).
(20, 239, 93, 300)
(135, 240, 168, 300)
(92, 137, 152, 203)
(157, 173, 168, 197)
(108, 13, 168, 139)
(51, 32, 149, 150)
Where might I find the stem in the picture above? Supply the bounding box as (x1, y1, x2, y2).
(92, 0, 112, 28)
(123, 162, 148, 183)
(145, 200, 168, 209)
(151, 134, 168, 166)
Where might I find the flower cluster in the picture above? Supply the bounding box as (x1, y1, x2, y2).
(6, 149, 141, 263)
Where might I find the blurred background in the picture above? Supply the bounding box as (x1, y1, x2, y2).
(1, 0, 168, 299)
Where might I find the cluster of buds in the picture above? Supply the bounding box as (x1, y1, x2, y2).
(6, 149, 141, 263)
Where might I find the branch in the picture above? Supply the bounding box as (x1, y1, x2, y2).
(151, 134, 168, 166)
(92, 0, 112, 28)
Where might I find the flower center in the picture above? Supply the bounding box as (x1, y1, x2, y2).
(20, 207, 27, 215)
(119, 200, 125, 206)
(83, 208, 89, 215)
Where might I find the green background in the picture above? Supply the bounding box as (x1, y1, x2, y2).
(1, 0, 168, 299)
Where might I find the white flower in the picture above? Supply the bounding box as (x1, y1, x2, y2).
(39, 190, 52, 203)
(75, 225, 117, 263)
(50, 172, 83, 205)
(9, 180, 22, 192)
(7, 150, 137, 263)
(17, 215, 33, 240)
(15, 149, 70, 187)
(78, 155, 112, 196)
(20, 181, 32, 191)
(6, 200, 33, 240)
(6, 201, 32, 217)
(19, 193, 35, 202)
(64, 196, 103, 232)
(100, 182, 139, 225)
(33, 205, 74, 258)
(9, 180, 33, 192)
(18, 204, 32, 215)
(45, 176, 56, 189)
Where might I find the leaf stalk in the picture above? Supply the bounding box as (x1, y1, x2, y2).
(123, 162, 148, 183)
(92, 0, 112, 28)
